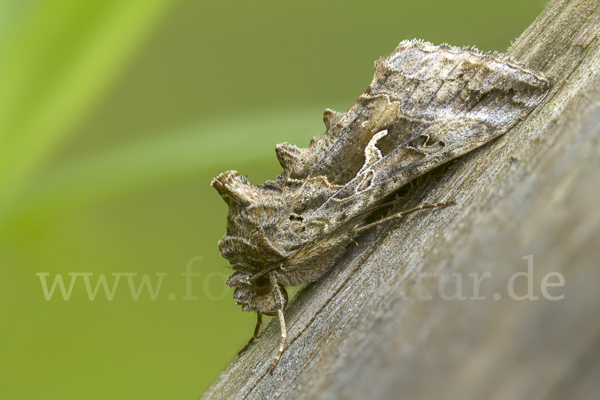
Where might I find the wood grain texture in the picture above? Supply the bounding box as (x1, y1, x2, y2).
(202, 0, 600, 398)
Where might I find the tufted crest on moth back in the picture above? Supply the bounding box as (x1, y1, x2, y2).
(275, 142, 306, 173)
(210, 170, 268, 208)
(322, 108, 345, 131)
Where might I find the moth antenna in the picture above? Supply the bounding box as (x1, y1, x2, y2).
(249, 260, 283, 282)
(211, 170, 262, 207)
(270, 309, 287, 374)
(269, 273, 288, 374)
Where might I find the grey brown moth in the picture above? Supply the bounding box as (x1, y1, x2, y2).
(211, 39, 550, 373)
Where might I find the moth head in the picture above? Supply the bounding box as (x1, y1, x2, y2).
(227, 271, 288, 316)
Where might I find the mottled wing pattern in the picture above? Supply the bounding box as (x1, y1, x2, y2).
(297, 40, 549, 228)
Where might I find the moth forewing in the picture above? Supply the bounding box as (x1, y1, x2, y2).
(211, 39, 549, 373)
(308, 41, 550, 227)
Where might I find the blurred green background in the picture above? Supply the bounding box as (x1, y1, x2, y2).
(0, 0, 546, 399)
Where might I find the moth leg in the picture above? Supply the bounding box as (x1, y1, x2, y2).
(354, 201, 456, 234)
(237, 312, 262, 356)
(269, 274, 288, 374)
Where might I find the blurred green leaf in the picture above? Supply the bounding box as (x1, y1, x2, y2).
(0, 0, 175, 219)
(5, 107, 325, 222)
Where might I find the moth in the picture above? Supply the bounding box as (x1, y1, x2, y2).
(211, 40, 549, 373)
